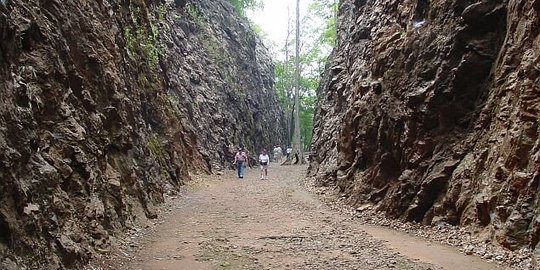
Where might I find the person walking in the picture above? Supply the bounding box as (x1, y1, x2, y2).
(259, 149, 270, 180)
(273, 145, 283, 162)
(233, 148, 248, 179)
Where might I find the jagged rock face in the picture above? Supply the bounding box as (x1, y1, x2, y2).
(0, 0, 284, 268)
(309, 0, 539, 250)
(161, 0, 285, 170)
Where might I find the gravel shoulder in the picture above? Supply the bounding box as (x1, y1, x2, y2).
(88, 164, 513, 270)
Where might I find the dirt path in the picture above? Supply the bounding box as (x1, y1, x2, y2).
(95, 165, 503, 270)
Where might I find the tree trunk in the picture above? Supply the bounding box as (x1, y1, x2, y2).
(283, 0, 305, 165)
(284, 6, 293, 148)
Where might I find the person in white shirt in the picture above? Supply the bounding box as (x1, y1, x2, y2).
(259, 149, 270, 180)
(272, 145, 283, 162)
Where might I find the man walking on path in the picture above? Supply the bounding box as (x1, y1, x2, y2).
(259, 149, 270, 180)
(233, 148, 248, 178)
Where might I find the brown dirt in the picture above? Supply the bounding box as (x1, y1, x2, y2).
(89, 165, 503, 270)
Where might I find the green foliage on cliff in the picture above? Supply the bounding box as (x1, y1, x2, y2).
(186, 3, 200, 20)
(250, 22, 266, 37)
(146, 134, 171, 180)
(226, 0, 262, 16)
(124, 26, 161, 68)
(123, 4, 163, 69)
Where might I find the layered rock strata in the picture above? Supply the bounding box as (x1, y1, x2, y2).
(309, 0, 540, 250)
(0, 0, 284, 268)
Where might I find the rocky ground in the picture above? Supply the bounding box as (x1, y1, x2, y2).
(82, 164, 526, 270)
(306, 184, 537, 270)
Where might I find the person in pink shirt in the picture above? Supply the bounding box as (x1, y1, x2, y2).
(233, 148, 248, 178)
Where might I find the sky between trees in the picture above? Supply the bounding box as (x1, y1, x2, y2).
(246, 0, 313, 58)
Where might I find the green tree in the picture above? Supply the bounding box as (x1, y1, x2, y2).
(300, 88, 316, 148)
(309, 0, 337, 47)
(274, 0, 336, 153)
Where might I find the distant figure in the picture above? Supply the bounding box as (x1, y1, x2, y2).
(259, 149, 270, 180)
(233, 148, 248, 179)
(273, 145, 283, 162)
(286, 147, 292, 158)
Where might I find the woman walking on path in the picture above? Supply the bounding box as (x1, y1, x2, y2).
(259, 149, 270, 180)
(233, 148, 248, 178)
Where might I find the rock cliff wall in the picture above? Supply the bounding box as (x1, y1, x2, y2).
(0, 0, 284, 268)
(309, 0, 540, 250)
